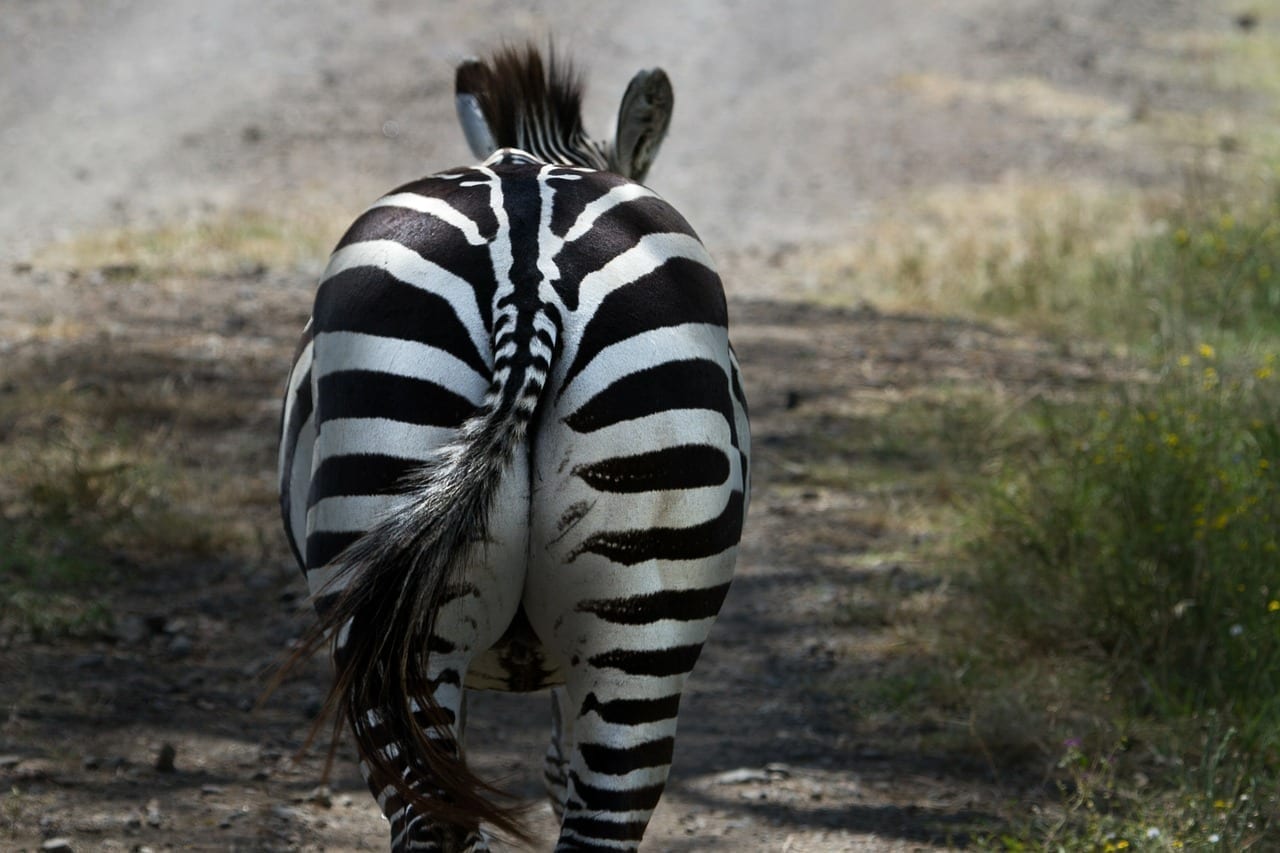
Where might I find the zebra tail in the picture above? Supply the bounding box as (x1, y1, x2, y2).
(295, 326, 555, 845)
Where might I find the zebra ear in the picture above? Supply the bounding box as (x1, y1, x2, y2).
(614, 68, 673, 183)
(455, 58, 498, 160)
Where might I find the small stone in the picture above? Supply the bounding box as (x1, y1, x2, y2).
(41, 839, 74, 852)
(168, 635, 194, 657)
(271, 804, 304, 821)
(155, 743, 176, 773)
(303, 785, 333, 808)
(145, 798, 162, 827)
(17, 759, 55, 781)
(113, 614, 148, 640)
(73, 812, 118, 833)
(712, 767, 770, 785)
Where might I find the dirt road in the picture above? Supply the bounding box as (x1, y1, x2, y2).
(0, 1, 1234, 850)
(2, 0, 1212, 266)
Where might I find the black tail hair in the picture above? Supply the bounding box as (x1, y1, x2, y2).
(276, 364, 541, 845)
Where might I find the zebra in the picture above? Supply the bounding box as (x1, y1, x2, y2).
(278, 44, 749, 851)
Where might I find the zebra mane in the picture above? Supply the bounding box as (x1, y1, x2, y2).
(455, 43, 599, 164)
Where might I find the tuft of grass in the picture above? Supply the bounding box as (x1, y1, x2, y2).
(0, 389, 263, 635)
(799, 181, 1160, 334)
(985, 722, 1278, 851)
(31, 207, 342, 280)
(0, 422, 242, 640)
(1141, 199, 1280, 348)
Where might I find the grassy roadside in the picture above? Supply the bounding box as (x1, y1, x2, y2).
(790, 11, 1280, 849)
(0, 210, 319, 642)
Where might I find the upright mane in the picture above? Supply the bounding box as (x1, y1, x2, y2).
(454, 43, 593, 158)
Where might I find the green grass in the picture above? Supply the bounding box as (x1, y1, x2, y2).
(0, 424, 226, 640)
(1137, 200, 1280, 349)
(2, 208, 310, 641)
(796, 57, 1280, 844)
(975, 349, 1279, 690)
(944, 190, 1280, 848)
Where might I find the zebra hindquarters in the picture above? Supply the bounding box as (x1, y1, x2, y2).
(525, 329, 747, 851)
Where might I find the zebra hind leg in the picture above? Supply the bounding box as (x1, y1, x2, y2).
(355, 672, 491, 852)
(552, 685, 683, 851)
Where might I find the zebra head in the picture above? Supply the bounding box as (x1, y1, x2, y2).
(454, 44, 673, 184)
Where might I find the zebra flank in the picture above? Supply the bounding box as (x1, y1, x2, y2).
(278, 42, 749, 852)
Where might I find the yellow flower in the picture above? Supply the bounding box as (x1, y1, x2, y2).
(1258, 366, 1273, 380)
(1163, 433, 1179, 448)
(1199, 343, 1216, 360)
(1178, 354, 1192, 367)
(1214, 798, 1230, 809)
(1269, 600, 1280, 613)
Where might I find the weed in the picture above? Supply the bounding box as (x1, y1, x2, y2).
(972, 349, 1279, 730)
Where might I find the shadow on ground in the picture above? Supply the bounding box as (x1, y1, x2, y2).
(0, 293, 1094, 849)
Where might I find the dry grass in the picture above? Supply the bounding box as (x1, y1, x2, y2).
(1, 208, 320, 639)
(30, 207, 344, 281)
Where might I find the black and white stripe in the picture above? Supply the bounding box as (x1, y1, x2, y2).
(279, 44, 748, 853)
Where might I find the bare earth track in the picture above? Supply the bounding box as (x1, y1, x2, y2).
(0, 1, 1244, 850)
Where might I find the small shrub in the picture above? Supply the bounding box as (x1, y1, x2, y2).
(1149, 201, 1280, 346)
(973, 349, 1279, 733)
(969, 348, 1278, 846)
